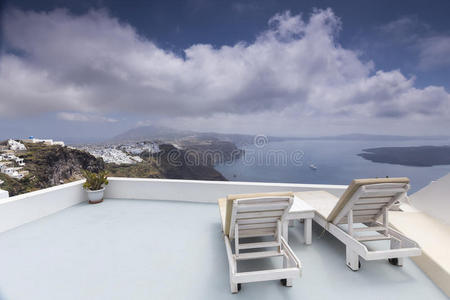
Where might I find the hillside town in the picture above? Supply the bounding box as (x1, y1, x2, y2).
(0, 138, 163, 183)
(0, 137, 66, 181)
(75, 142, 160, 165)
(0, 140, 28, 180)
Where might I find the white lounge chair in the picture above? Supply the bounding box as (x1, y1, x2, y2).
(295, 178, 422, 270)
(218, 192, 302, 293)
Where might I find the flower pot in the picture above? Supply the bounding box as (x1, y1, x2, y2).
(85, 188, 105, 204)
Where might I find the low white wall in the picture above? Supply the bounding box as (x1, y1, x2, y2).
(104, 177, 348, 203)
(410, 173, 450, 225)
(0, 177, 348, 234)
(0, 189, 8, 199)
(0, 180, 87, 233)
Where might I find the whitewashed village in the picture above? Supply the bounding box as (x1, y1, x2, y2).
(0, 140, 29, 180)
(0, 138, 66, 181)
(76, 142, 160, 164)
(0, 138, 161, 184)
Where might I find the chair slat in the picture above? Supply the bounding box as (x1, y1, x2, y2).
(237, 217, 280, 224)
(364, 183, 407, 190)
(239, 222, 277, 230)
(237, 197, 290, 204)
(238, 241, 279, 250)
(237, 203, 289, 213)
(353, 209, 381, 216)
(354, 226, 387, 232)
(236, 210, 284, 219)
(239, 228, 276, 238)
(356, 197, 392, 204)
(356, 235, 391, 242)
(353, 203, 385, 210)
(362, 189, 405, 197)
(236, 250, 285, 260)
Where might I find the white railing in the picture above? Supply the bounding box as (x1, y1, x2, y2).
(0, 189, 8, 199)
(104, 177, 347, 203)
(0, 180, 87, 233)
(0, 177, 347, 233)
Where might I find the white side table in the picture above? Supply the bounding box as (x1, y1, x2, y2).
(283, 196, 315, 244)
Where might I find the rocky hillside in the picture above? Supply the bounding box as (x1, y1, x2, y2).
(1, 142, 228, 197)
(106, 144, 226, 180)
(0, 143, 104, 196)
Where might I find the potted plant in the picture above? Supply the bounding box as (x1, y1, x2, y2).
(82, 170, 109, 204)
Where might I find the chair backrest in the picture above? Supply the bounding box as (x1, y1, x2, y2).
(229, 196, 293, 239)
(330, 178, 410, 225)
(223, 191, 293, 236)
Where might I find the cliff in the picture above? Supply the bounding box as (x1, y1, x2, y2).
(1, 142, 229, 197)
(0, 143, 104, 196)
(106, 144, 226, 181)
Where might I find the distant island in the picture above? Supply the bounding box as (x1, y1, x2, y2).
(358, 146, 450, 167)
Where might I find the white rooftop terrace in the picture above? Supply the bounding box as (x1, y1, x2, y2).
(0, 178, 448, 299)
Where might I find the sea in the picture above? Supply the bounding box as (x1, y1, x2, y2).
(214, 139, 450, 193)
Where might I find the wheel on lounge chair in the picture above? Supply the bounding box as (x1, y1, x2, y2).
(280, 279, 287, 286)
(237, 283, 241, 291)
(388, 258, 399, 266)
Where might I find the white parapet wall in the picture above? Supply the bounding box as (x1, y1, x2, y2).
(0, 177, 348, 234)
(410, 173, 450, 225)
(104, 177, 348, 203)
(0, 189, 8, 199)
(0, 180, 87, 233)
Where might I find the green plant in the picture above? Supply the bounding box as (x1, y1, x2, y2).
(82, 170, 108, 191)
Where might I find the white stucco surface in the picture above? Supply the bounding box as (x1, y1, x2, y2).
(410, 173, 450, 225)
(0, 199, 446, 300)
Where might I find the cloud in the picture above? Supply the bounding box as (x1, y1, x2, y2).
(1, 8, 449, 135)
(417, 36, 450, 70)
(57, 112, 118, 122)
(379, 15, 430, 43)
(231, 2, 261, 14)
(379, 16, 450, 70)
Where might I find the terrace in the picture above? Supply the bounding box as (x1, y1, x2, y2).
(0, 177, 448, 299)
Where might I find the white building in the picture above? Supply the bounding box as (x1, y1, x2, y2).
(0, 154, 25, 167)
(1, 167, 23, 179)
(87, 148, 142, 164)
(15, 158, 25, 166)
(0, 163, 9, 172)
(22, 137, 65, 147)
(7, 140, 27, 151)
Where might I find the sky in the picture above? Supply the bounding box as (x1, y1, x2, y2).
(1, 0, 450, 141)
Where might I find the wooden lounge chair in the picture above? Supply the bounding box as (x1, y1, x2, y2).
(295, 178, 421, 271)
(218, 192, 302, 293)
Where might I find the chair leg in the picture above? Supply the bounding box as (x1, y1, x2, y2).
(230, 267, 239, 293)
(346, 246, 360, 271)
(282, 255, 293, 287)
(229, 254, 239, 293)
(282, 221, 289, 241)
(304, 218, 312, 245)
(390, 238, 404, 266)
(230, 281, 238, 293)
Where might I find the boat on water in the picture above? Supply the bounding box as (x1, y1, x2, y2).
(309, 164, 317, 170)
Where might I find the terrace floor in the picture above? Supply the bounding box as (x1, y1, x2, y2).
(0, 199, 446, 300)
